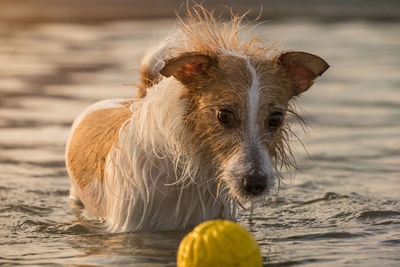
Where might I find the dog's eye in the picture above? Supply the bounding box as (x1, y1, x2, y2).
(268, 112, 283, 129)
(217, 109, 234, 126)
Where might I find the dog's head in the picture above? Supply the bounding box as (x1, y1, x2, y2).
(160, 51, 329, 201)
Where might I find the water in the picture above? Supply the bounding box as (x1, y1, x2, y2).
(0, 20, 399, 266)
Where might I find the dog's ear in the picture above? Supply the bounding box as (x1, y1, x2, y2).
(278, 51, 329, 96)
(159, 52, 213, 85)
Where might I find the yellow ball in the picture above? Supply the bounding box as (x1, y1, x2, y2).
(177, 220, 262, 267)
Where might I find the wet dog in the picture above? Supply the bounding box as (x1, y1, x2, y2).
(66, 7, 329, 232)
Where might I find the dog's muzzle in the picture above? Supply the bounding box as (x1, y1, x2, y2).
(242, 172, 268, 195)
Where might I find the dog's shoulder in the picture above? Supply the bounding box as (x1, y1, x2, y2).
(66, 99, 135, 189)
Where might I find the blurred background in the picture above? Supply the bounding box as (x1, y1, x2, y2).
(1, 0, 399, 22)
(0, 1, 399, 266)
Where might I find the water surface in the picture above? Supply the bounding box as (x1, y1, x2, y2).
(0, 20, 399, 266)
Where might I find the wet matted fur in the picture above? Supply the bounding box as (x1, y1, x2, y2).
(66, 6, 329, 232)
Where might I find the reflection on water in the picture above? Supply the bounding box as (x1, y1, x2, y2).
(0, 20, 399, 266)
(70, 230, 184, 266)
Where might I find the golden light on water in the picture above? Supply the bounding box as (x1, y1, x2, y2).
(0, 1, 399, 266)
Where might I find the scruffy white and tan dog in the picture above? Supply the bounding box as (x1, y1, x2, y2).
(66, 7, 329, 232)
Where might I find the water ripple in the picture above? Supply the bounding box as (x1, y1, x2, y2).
(356, 210, 400, 220)
(274, 231, 368, 242)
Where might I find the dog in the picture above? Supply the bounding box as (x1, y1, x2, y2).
(66, 7, 329, 232)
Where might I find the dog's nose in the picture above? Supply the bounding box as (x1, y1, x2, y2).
(243, 173, 267, 194)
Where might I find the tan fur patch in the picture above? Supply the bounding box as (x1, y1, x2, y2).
(67, 105, 132, 189)
(180, 53, 299, 174)
(181, 55, 252, 163)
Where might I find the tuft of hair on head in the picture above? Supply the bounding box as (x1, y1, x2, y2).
(173, 3, 277, 58)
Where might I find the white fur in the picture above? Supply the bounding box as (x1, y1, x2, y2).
(140, 30, 183, 84)
(218, 55, 276, 200)
(245, 57, 276, 182)
(67, 46, 278, 233)
(67, 78, 235, 232)
(246, 57, 260, 142)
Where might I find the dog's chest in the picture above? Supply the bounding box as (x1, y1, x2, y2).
(133, 181, 231, 231)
